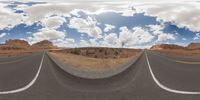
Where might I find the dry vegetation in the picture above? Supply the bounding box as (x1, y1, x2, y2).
(50, 47, 141, 59)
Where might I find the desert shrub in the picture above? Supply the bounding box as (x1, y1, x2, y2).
(104, 50, 107, 55)
(72, 48, 80, 55)
(94, 55, 98, 58)
(99, 48, 104, 52)
(114, 51, 119, 55)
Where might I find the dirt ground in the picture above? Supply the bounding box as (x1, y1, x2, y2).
(152, 49, 200, 57)
(50, 51, 140, 72)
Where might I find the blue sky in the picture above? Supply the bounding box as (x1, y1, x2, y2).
(0, 1, 199, 48)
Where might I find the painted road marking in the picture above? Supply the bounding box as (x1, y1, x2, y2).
(0, 53, 45, 94)
(175, 61, 200, 64)
(145, 52, 200, 94)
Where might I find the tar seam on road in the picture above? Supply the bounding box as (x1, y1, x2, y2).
(0, 53, 45, 95)
(145, 51, 200, 95)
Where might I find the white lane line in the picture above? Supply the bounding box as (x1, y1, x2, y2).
(145, 52, 200, 95)
(0, 53, 45, 94)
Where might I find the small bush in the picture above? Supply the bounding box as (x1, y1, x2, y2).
(99, 48, 104, 52)
(72, 48, 81, 55)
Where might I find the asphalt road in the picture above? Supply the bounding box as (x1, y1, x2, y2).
(0, 51, 200, 100)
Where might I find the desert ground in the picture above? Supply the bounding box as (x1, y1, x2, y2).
(50, 48, 141, 72)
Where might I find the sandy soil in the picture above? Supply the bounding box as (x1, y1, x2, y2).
(152, 49, 200, 57)
(50, 52, 139, 72)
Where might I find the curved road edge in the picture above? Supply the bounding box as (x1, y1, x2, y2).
(0, 52, 45, 95)
(47, 51, 144, 79)
(145, 51, 200, 95)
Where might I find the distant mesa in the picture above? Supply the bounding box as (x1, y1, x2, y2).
(0, 39, 30, 50)
(187, 43, 200, 50)
(150, 44, 184, 50)
(0, 39, 57, 50)
(151, 42, 200, 50)
(31, 40, 57, 49)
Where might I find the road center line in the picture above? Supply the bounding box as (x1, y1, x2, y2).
(145, 52, 200, 95)
(0, 53, 45, 95)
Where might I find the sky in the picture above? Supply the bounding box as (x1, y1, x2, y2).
(0, 0, 199, 48)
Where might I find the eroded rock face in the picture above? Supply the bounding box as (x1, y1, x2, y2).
(0, 39, 57, 50)
(187, 43, 200, 50)
(31, 40, 57, 49)
(150, 44, 185, 50)
(5, 39, 30, 47)
(0, 39, 30, 50)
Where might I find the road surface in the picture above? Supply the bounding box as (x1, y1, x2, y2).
(0, 51, 200, 100)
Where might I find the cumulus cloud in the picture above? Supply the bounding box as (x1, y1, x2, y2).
(147, 24, 164, 35)
(53, 38, 75, 47)
(104, 24, 116, 32)
(135, 2, 200, 32)
(20, 2, 140, 26)
(119, 26, 154, 46)
(157, 33, 175, 42)
(194, 33, 200, 40)
(23, 3, 72, 25)
(104, 33, 118, 45)
(28, 28, 66, 44)
(147, 24, 176, 42)
(79, 39, 90, 47)
(68, 16, 102, 38)
(121, 6, 136, 16)
(0, 33, 6, 38)
(0, 4, 24, 30)
(41, 16, 66, 29)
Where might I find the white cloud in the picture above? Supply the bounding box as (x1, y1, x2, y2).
(53, 38, 75, 47)
(89, 38, 101, 47)
(68, 16, 102, 38)
(23, 3, 73, 25)
(79, 39, 90, 47)
(147, 24, 176, 42)
(104, 33, 118, 45)
(135, 2, 200, 32)
(119, 26, 154, 46)
(0, 33, 6, 38)
(41, 16, 66, 29)
(104, 24, 115, 32)
(121, 6, 136, 16)
(182, 38, 186, 41)
(0, 4, 24, 30)
(147, 24, 164, 35)
(157, 33, 176, 42)
(194, 33, 200, 40)
(21, 2, 140, 26)
(28, 28, 66, 44)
